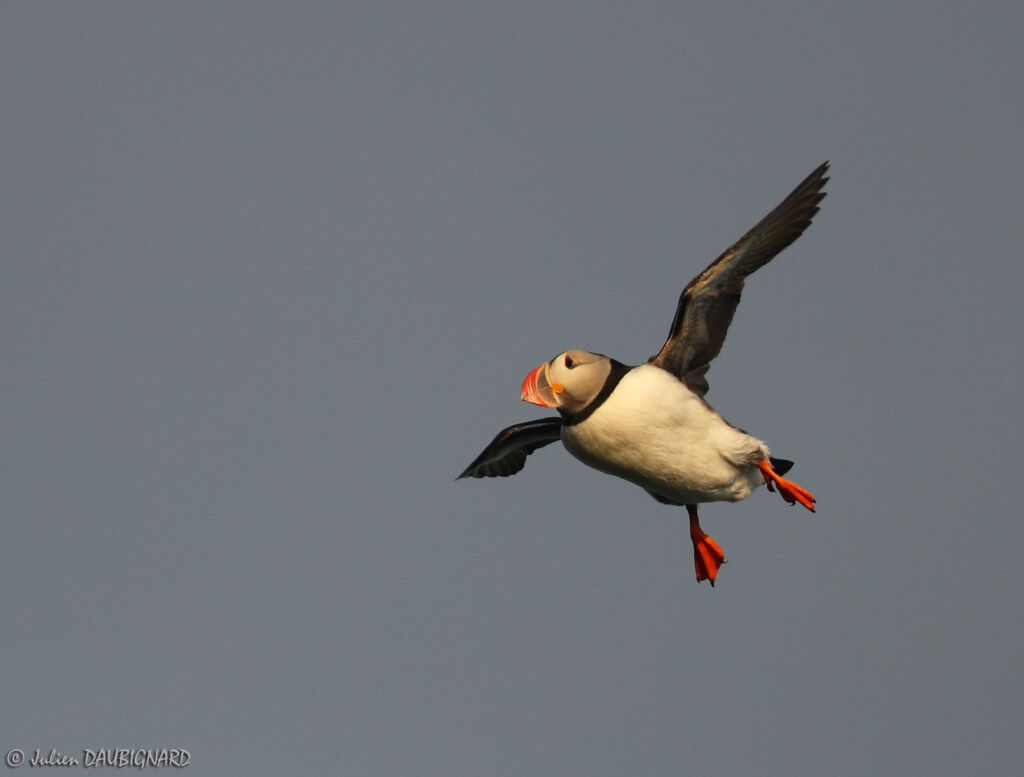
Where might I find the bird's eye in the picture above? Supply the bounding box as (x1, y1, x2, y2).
(564, 355, 576, 369)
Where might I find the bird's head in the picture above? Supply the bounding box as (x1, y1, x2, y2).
(520, 350, 613, 415)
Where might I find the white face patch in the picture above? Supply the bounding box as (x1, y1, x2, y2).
(545, 350, 612, 415)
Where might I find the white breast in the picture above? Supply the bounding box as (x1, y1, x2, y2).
(561, 365, 769, 504)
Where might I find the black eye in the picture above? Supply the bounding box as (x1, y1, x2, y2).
(564, 355, 576, 369)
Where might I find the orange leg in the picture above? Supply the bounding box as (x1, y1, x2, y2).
(687, 504, 725, 586)
(758, 460, 816, 512)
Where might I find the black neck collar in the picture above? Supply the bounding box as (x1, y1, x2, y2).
(561, 359, 631, 426)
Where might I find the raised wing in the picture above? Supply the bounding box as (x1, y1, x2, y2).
(649, 162, 829, 395)
(457, 417, 563, 479)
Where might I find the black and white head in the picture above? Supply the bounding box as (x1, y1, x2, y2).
(520, 350, 617, 416)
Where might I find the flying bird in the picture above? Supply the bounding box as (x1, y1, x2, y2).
(459, 162, 828, 585)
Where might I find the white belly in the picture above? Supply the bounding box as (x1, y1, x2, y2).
(561, 365, 768, 504)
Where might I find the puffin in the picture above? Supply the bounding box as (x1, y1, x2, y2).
(458, 162, 828, 585)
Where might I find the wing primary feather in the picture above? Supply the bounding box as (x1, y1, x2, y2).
(649, 161, 829, 394)
(457, 417, 563, 480)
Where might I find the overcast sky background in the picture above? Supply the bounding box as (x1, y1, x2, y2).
(3, 3, 1023, 775)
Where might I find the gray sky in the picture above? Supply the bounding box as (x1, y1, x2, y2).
(3, 3, 1022, 775)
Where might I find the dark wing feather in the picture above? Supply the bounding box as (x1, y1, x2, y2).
(649, 162, 829, 395)
(457, 418, 563, 479)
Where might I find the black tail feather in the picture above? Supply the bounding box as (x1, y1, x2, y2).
(769, 457, 794, 476)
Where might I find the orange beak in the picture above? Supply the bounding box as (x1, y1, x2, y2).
(521, 362, 560, 407)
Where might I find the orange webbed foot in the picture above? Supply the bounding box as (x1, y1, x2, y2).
(758, 460, 816, 512)
(687, 505, 725, 586)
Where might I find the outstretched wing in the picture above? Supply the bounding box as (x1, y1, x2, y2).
(457, 417, 563, 479)
(649, 162, 829, 395)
